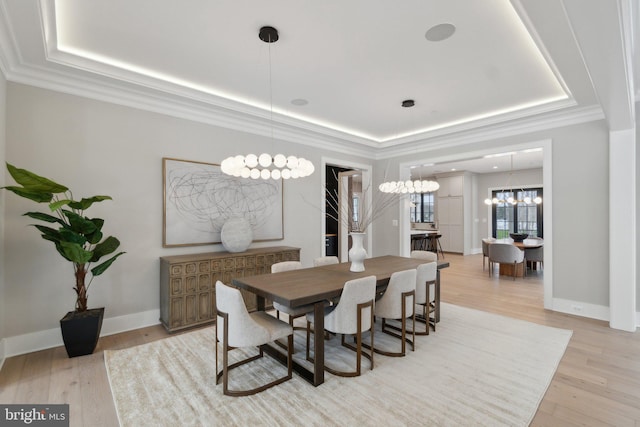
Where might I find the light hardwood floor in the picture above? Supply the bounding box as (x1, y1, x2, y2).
(2, 253, 640, 426)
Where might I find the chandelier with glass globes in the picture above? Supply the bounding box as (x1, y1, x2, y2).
(379, 179, 440, 194)
(220, 153, 314, 180)
(220, 26, 314, 180)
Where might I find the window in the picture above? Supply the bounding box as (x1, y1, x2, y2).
(410, 193, 435, 223)
(352, 195, 359, 225)
(492, 188, 543, 238)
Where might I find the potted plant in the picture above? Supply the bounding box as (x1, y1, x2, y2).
(2, 163, 125, 357)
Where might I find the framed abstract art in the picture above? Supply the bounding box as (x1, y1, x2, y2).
(162, 157, 283, 247)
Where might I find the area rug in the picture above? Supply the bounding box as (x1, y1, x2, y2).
(104, 303, 571, 426)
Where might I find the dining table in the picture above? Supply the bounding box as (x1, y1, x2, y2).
(494, 238, 543, 276)
(232, 255, 449, 386)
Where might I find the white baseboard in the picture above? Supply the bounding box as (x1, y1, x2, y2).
(552, 298, 610, 322)
(100, 309, 161, 337)
(5, 309, 161, 358)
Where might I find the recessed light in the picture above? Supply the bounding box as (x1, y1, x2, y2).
(493, 166, 498, 169)
(450, 168, 457, 171)
(291, 99, 308, 106)
(402, 99, 415, 108)
(425, 23, 456, 42)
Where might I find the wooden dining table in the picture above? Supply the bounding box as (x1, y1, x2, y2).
(232, 255, 449, 386)
(494, 238, 543, 276)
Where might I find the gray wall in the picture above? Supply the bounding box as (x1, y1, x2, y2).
(0, 79, 619, 343)
(0, 69, 6, 357)
(373, 120, 610, 307)
(637, 108, 640, 313)
(3, 82, 370, 338)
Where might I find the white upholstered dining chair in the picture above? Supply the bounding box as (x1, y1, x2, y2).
(410, 250, 438, 262)
(271, 261, 329, 352)
(414, 262, 437, 335)
(215, 281, 293, 396)
(313, 256, 339, 267)
(305, 275, 377, 377)
(488, 243, 525, 280)
(523, 238, 544, 273)
(370, 268, 417, 357)
(481, 237, 496, 270)
(271, 261, 310, 326)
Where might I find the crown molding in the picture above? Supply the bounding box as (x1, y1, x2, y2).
(2, 54, 606, 162)
(374, 104, 605, 159)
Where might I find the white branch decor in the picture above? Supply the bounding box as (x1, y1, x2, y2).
(324, 175, 402, 234)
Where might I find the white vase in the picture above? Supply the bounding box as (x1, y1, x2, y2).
(348, 232, 367, 272)
(220, 217, 253, 253)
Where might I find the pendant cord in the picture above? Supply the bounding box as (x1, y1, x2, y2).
(268, 34, 274, 144)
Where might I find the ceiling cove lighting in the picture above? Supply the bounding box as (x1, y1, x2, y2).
(484, 154, 542, 205)
(221, 26, 314, 180)
(379, 100, 440, 194)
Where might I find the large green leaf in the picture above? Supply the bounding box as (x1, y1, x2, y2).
(53, 241, 71, 261)
(33, 224, 62, 241)
(6, 163, 68, 193)
(91, 251, 125, 276)
(49, 199, 71, 211)
(90, 236, 120, 262)
(2, 186, 53, 203)
(24, 211, 64, 225)
(84, 217, 105, 244)
(62, 211, 97, 235)
(85, 229, 103, 245)
(59, 228, 88, 246)
(59, 241, 93, 264)
(68, 196, 112, 210)
(89, 218, 104, 232)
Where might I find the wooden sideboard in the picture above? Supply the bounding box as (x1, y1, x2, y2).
(159, 246, 300, 332)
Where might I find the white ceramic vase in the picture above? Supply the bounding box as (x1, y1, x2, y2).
(348, 232, 367, 272)
(220, 217, 253, 253)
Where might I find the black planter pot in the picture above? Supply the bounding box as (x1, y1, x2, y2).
(60, 307, 105, 358)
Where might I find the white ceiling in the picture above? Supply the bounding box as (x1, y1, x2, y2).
(0, 0, 637, 173)
(411, 148, 544, 177)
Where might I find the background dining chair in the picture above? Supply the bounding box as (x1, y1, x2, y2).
(271, 261, 326, 351)
(305, 275, 377, 377)
(410, 250, 438, 262)
(426, 234, 445, 259)
(313, 256, 339, 267)
(313, 256, 341, 305)
(524, 242, 544, 273)
(488, 243, 525, 280)
(368, 268, 417, 357)
(411, 234, 427, 251)
(482, 237, 496, 270)
(215, 281, 293, 396)
(271, 261, 306, 323)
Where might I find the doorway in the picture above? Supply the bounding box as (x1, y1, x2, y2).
(322, 158, 373, 262)
(398, 139, 553, 310)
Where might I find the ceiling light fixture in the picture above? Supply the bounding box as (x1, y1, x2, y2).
(221, 26, 314, 180)
(484, 154, 542, 205)
(379, 100, 440, 194)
